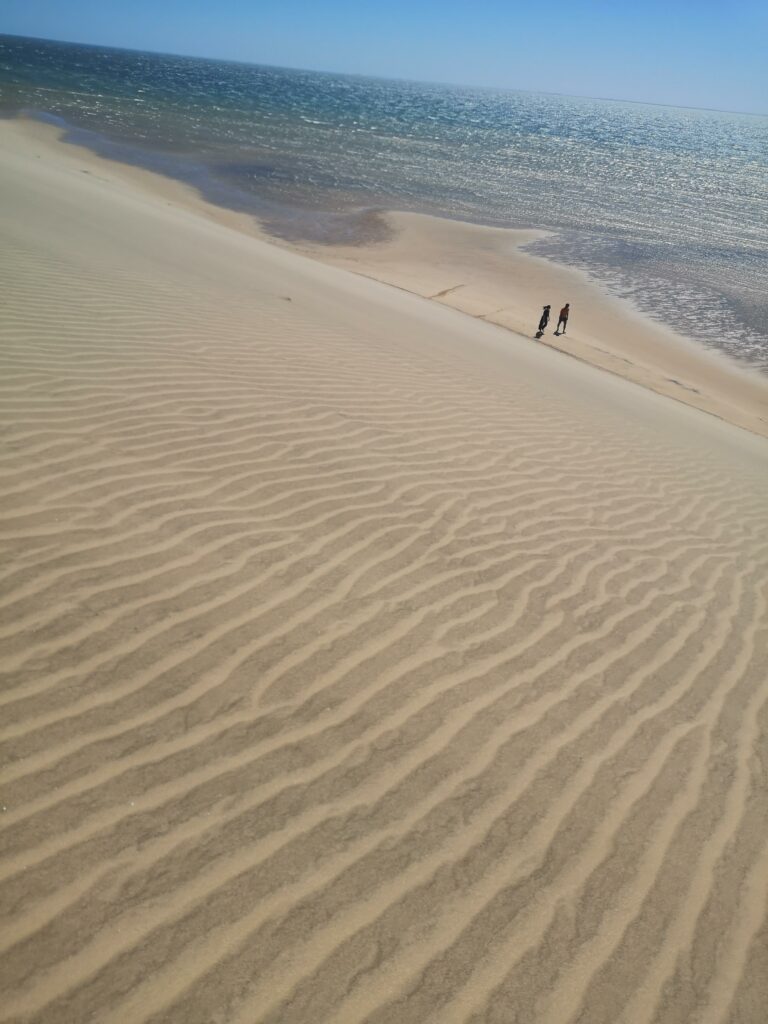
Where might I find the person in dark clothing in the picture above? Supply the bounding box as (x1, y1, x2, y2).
(555, 303, 570, 335)
(536, 304, 551, 337)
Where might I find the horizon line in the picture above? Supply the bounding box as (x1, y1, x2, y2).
(2, 30, 766, 119)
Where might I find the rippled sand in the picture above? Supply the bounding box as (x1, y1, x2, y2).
(1, 119, 768, 1024)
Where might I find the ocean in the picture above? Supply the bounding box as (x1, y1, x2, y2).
(2, 33, 767, 368)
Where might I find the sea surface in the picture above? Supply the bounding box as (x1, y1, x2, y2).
(2, 34, 767, 368)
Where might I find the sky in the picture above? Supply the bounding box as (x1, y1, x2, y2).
(1, 0, 766, 114)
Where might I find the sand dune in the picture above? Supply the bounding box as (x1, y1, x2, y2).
(1, 119, 768, 1023)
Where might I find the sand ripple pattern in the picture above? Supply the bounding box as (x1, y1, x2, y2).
(1, 195, 768, 1023)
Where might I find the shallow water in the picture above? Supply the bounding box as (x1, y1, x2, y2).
(2, 34, 767, 367)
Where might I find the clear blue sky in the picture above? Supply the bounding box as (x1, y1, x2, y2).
(2, 0, 766, 114)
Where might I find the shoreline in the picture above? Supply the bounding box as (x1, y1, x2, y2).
(6, 115, 767, 437)
(294, 212, 768, 436)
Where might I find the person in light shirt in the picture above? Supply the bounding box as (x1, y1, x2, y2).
(555, 303, 570, 335)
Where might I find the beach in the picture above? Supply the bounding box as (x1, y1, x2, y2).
(1, 114, 768, 1024)
(293, 210, 768, 438)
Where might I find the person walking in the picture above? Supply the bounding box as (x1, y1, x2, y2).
(536, 304, 551, 337)
(555, 303, 570, 335)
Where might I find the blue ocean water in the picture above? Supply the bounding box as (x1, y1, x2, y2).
(2, 34, 767, 367)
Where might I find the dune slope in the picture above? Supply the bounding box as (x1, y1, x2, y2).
(1, 121, 768, 1024)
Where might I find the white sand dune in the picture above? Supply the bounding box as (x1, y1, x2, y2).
(1, 119, 768, 1024)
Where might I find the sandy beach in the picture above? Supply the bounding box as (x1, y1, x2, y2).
(1, 115, 768, 1023)
(299, 211, 768, 439)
